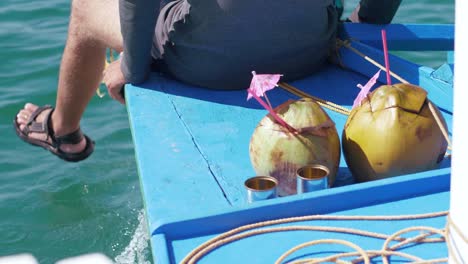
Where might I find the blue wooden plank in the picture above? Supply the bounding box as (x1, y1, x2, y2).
(338, 41, 454, 114)
(152, 64, 383, 208)
(151, 234, 171, 264)
(447, 51, 454, 65)
(168, 189, 450, 263)
(157, 85, 265, 206)
(340, 23, 454, 51)
(126, 79, 231, 233)
(337, 40, 421, 85)
(419, 65, 454, 113)
(154, 167, 450, 239)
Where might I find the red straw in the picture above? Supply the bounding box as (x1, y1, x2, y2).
(248, 90, 297, 133)
(381, 29, 392, 85)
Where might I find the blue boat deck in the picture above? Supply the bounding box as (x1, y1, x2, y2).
(159, 189, 449, 263)
(126, 23, 454, 263)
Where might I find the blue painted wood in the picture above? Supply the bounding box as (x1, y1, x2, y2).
(152, 234, 170, 264)
(340, 23, 454, 51)
(125, 23, 455, 264)
(166, 191, 449, 263)
(337, 39, 454, 113)
(337, 39, 421, 85)
(447, 51, 454, 65)
(126, 80, 231, 232)
(154, 167, 450, 239)
(419, 65, 454, 113)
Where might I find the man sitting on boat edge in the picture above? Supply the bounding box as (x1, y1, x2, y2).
(13, 0, 402, 162)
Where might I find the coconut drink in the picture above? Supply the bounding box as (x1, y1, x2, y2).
(342, 83, 448, 182)
(249, 98, 341, 196)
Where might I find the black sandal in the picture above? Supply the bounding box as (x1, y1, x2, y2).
(13, 105, 95, 162)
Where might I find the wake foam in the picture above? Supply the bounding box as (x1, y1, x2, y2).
(114, 210, 151, 264)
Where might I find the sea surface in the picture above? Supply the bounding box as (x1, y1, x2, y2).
(0, 1, 454, 263)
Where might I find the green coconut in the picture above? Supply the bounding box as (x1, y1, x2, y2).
(342, 83, 448, 182)
(249, 98, 341, 196)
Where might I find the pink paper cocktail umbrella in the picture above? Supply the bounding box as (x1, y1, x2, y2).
(352, 30, 391, 108)
(247, 71, 282, 100)
(247, 72, 297, 133)
(353, 70, 381, 108)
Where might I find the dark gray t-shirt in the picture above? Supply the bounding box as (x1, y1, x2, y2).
(121, 0, 337, 89)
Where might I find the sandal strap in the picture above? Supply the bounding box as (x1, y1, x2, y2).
(55, 128, 84, 145)
(21, 104, 83, 145)
(23, 105, 53, 134)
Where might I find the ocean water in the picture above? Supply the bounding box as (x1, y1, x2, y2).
(0, 1, 454, 263)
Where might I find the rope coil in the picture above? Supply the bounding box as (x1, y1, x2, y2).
(181, 211, 452, 264)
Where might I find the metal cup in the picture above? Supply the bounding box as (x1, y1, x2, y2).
(244, 176, 278, 203)
(296, 164, 329, 194)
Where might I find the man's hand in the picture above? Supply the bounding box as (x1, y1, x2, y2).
(102, 58, 126, 105)
(349, 4, 361, 23)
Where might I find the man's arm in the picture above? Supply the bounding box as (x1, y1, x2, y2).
(119, 0, 160, 84)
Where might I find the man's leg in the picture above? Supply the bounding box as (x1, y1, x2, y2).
(16, 0, 123, 154)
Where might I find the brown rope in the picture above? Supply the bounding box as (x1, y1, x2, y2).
(275, 239, 370, 264)
(428, 101, 453, 150)
(181, 211, 448, 264)
(447, 214, 468, 243)
(185, 225, 443, 264)
(381, 226, 447, 264)
(351, 230, 441, 263)
(290, 250, 424, 264)
(278, 82, 351, 116)
(445, 214, 468, 264)
(336, 39, 409, 84)
(410, 259, 449, 264)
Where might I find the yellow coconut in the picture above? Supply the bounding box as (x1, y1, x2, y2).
(342, 83, 448, 182)
(249, 98, 341, 196)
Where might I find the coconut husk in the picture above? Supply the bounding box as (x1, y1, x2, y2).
(342, 83, 448, 182)
(249, 99, 341, 196)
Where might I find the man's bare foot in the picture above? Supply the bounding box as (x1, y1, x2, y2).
(16, 103, 86, 154)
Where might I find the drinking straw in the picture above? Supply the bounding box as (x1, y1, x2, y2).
(248, 90, 297, 133)
(381, 29, 392, 85)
